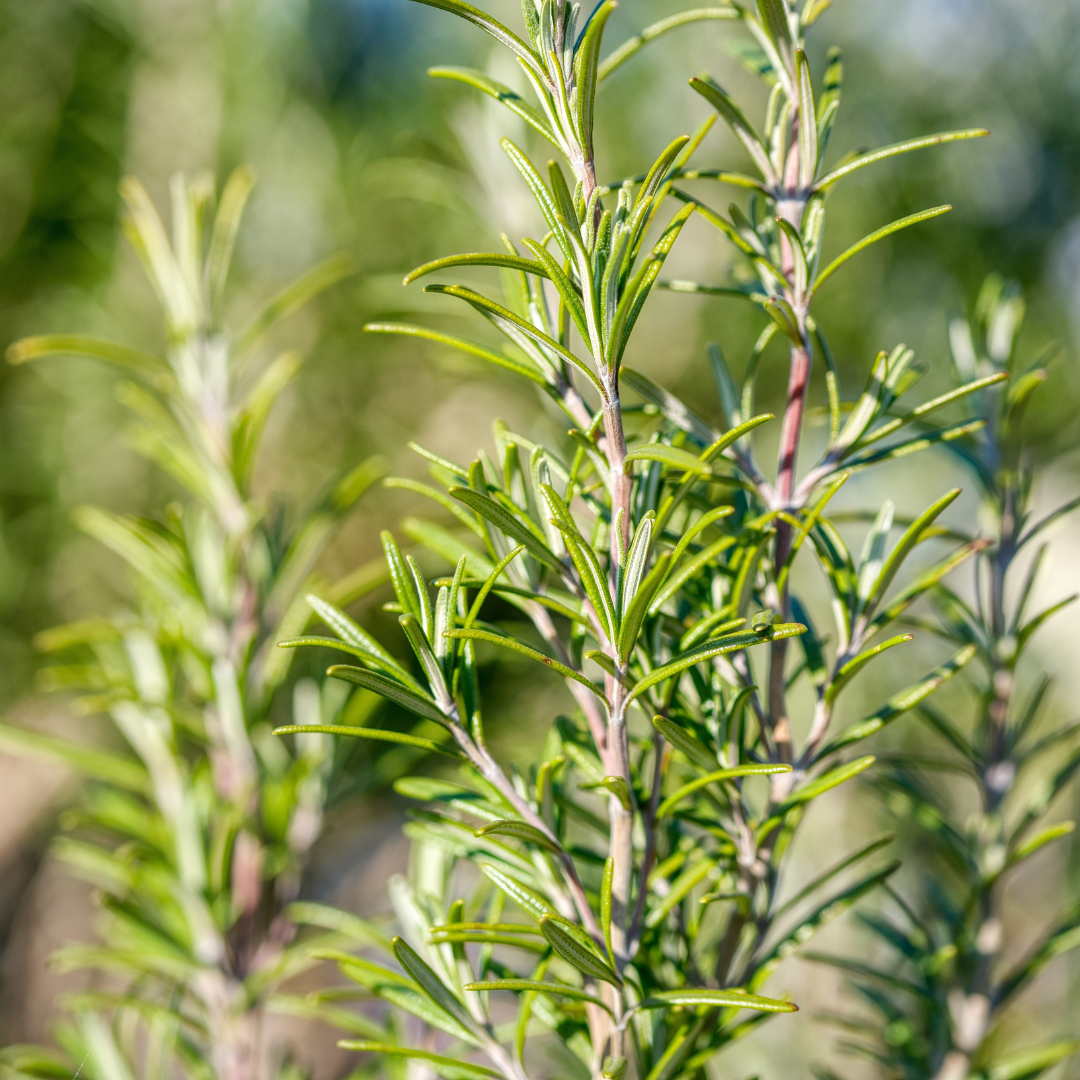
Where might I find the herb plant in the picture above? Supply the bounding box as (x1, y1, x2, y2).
(277, 3, 1003, 1080)
(812, 278, 1080, 1080)
(0, 170, 386, 1080)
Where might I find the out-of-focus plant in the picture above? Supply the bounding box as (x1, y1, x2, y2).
(275, 3, 999, 1080)
(809, 278, 1080, 1080)
(0, 170, 395, 1080)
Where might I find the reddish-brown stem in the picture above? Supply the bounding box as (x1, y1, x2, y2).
(629, 731, 668, 950)
(596, 374, 636, 973)
(775, 342, 812, 510)
(767, 339, 812, 764)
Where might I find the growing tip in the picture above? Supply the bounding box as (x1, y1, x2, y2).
(6, 340, 34, 364)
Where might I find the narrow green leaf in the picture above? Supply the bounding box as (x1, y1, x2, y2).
(596, 775, 632, 810)
(287, 902, 394, 952)
(236, 254, 353, 356)
(689, 75, 775, 183)
(558, 527, 617, 643)
(795, 50, 817, 187)
(520, 238, 590, 342)
(820, 645, 977, 759)
(775, 217, 808, 298)
(380, 531, 422, 624)
(327, 666, 448, 726)
(337, 1044, 499, 1080)
(624, 444, 712, 475)
(547, 161, 578, 233)
(815, 129, 990, 190)
(403, 518, 496, 578)
(997, 912, 1080, 1006)
(598, 9, 739, 81)
(446, 628, 605, 699)
(776, 756, 875, 815)
(816, 46, 842, 157)
(474, 819, 562, 852)
(465, 545, 526, 628)
(648, 538, 738, 616)
(826, 635, 913, 705)
(609, 203, 696, 364)
(638, 136, 693, 207)
(429, 66, 557, 144)
(986, 1043, 1080, 1080)
(365, 322, 546, 384)
(400, 612, 450, 704)
(618, 553, 672, 662)
(1009, 822, 1075, 867)
(843, 419, 985, 472)
(703, 412, 776, 462)
(764, 295, 803, 342)
(860, 372, 1008, 447)
(501, 139, 574, 260)
(280, 632, 422, 691)
(772, 833, 896, 920)
(449, 486, 563, 571)
(383, 478, 484, 537)
(273, 724, 458, 757)
(463, 980, 611, 1012)
(645, 855, 717, 927)
(812, 206, 952, 296)
(408, 0, 542, 75)
(1017, 494, 1080, 551)
(868, 542, 985, 633)
(669, 506, 735, 568)
(573, 0, 617, 160)
(756, 0, 794, 67)
(404, 251, 549, 285)
(1018, 594, 1078, 653)
(477, 861, 555, 919)
(628, 624, 805, 703)
(539, 915, 620, 985)
(234, 350, 303, 484)
(652, 715, 716, 770)
(391, 936, 477, 1033)
(658, 764, 792, 818)
(641, 987, 796, 1012)
(426, 283, 604, 396)
(317, 951, 477, 1043)
(777, 472, 848, 594)
(7, 335, 171, 383)
(621, 368, 716, 445)
(751, 863, 899, 988)
(863, 489, 961, 617)
(207, 165, 255, 307)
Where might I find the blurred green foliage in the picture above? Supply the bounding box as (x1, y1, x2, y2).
(0, 0, 1076, 708)
(0, 0, 1076, 1072)
(0, 0, 1078, 721)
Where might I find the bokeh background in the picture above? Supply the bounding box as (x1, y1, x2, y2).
(0, 0, 1078, 1075)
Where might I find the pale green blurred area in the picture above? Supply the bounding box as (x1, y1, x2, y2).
(0, 0, 1077, 1069)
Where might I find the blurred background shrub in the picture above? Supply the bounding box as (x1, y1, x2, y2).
(0, 0, 1077, 1072)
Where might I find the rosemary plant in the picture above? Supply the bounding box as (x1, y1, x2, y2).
(276, 3, 1002, 1080)
(811, 278, 1080, 1080)
(0, 171, 388, 1080)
